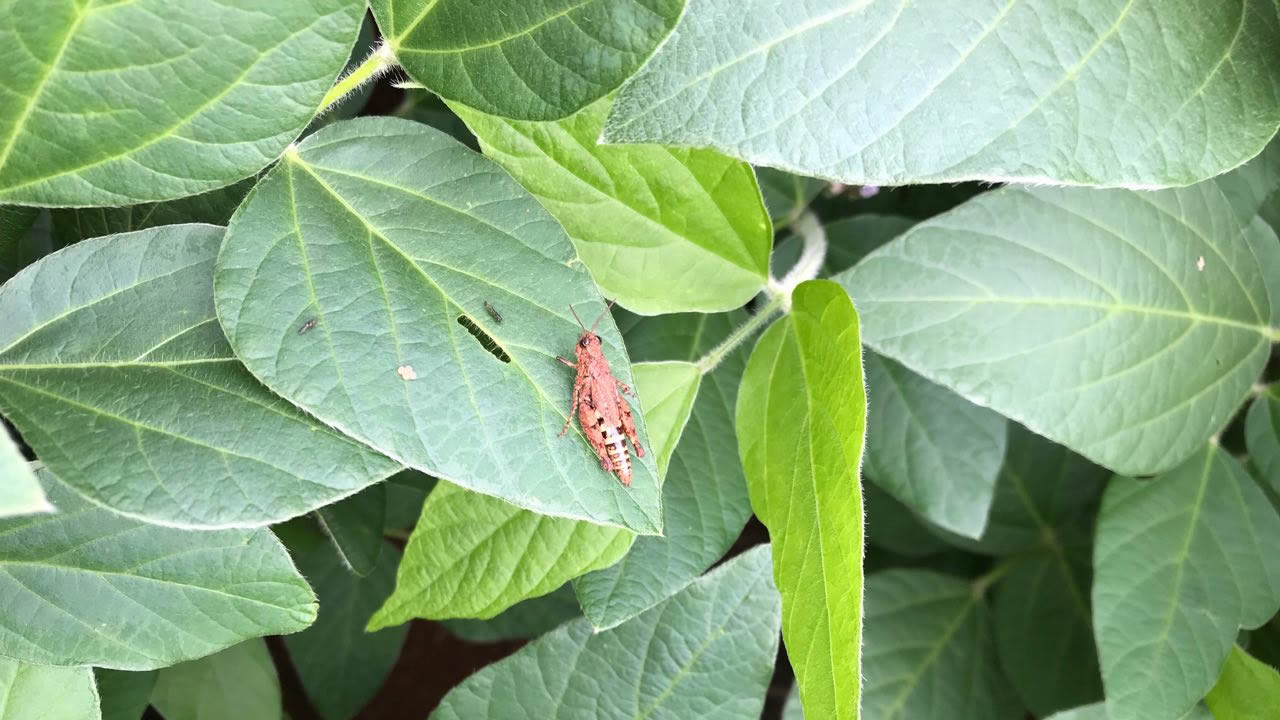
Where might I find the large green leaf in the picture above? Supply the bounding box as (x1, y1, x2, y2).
(151, 640, 280, 720)
(863, 570, 1021, 719)
(863, 482, 947, 558)
(1246, 387, 1280, 494)
(737, 280, 865, 720)
(0, 468, 315, 670)
(864, 352, 1006, 538)
(367, 481, 634, 628)
(1045, 704, 1212, 720)
(315, 483, 387, 578)
(627, 362, 701, 478)
(604, 0, 1280, 188)
(0, 0, 364, 207)
(430, 544, 780, 719)
(1093, 446, 1280, 720)
(371, 0, 683, 121)
(94, 669, 156, 720)
(0, 224, 399, 528)
(1206, 645, 1280, 720)
(284, 532, 407, 720)
(0, 659, 100, 720)
(823, 214, 915, 275)
(575, 312, 753, 630)
(443, 583, 582, 643)
(0, 208, 54, 283)
(452, 96, 771, 314)
(50, 179, 254, 246)
(839, 184, 1276, 476)
(0, 435, 47, 518)
(215, 117, 662, 533)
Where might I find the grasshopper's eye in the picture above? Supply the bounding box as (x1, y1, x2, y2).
(580, 337, 590, 348)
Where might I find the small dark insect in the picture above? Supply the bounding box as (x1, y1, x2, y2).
(483, 301, 503, 323)
(558, 301, 644, 487)
(297, 318, 317, 334)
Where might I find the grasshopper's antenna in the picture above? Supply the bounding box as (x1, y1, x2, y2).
(569, 304, 588, 332)
(590, 299, 616, 333)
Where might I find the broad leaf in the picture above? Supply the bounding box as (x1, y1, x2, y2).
(1046, 704, 1212, 720)
(94, 669, 157, 720)
(367, 482, 633, 628)
(0, 468, 315, 670)
(1093, 446, 1280, 720)
(863, 570, 1021, 719)
(0, 0, 364, 206)
(0, 224, 399, 528)
(627, 362, 700, 478)
(864, 352, 1006, 538)
(430, 545, 780, 720)
(444, 583, 582, 643)
(823, 214, 915, 275)
(383, 469, 437, 531)
(575, 312, 753, 630)
(371, 0, 683, 121)
(1206, 645, 1280, 720)
(0, 208, 54, 283)
(0, 659, 99, 720)
(50, 179, 254, 245)
(738, 280, 865, 720)
(863, 483, 946, 558)
(604, 0, 1280, 188)
(453, 96, 771, 314)
(285, 532, 407, 720)
(1247, 387, 1280, 494)
(0, 435, 47, 517)
(757, 168, 823, 228)
(151, 640, 280, 720)
(215, 117, 662, 533)
(394, 92, 477, 149)
(839, 184, 1276, 476)
(316, 483, 387, 578)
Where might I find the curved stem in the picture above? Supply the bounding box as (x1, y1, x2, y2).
(774, 210, 828, 309)
(695, 294, 785, 375)
(319, 42, 396, 114)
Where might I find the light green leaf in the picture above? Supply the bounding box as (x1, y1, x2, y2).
(1045, 703, 1213, 720)
(50, 179, 254, 246)
(628, 362, 700, 479)
(94, 669, 156, 720)
(452, 96, 771, 314)
(0, 659, 100, 720)
(443, 583, 581, 643)
(151, 640, 280, 720)
(864, 352, 1006, 538)
(284, 534, 407, 720)
(863, 482, 947, 558)
(0, 435, 48, 517)
(0, 0, 364, 206)
(839, 184, 1276, 476)
(215, 117, 662, 534)
(367, 481, 634, 628)
(372, 0, 683, 121)
(1093, 446, 1280, 720)
(315, 483, 387, 578)
(1206, 645, 1280, 720)
(737, 280, 865, 720)
(430, 545, 780, 720)
(863, 570, 1021, 720)
(757, 168, 823, 228)
(575, 312, 753, 630)
(1246, 387, 1280, 494)
(0, 467, 316, 670)
(0, 224, 399, 528)
(604, 0, 1280, 188)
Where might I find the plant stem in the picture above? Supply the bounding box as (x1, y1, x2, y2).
(772, 210, 828, 308)
(319, 42, 395, 113)
(971, 555, 1024, 597)
(695, 294, 785, 375)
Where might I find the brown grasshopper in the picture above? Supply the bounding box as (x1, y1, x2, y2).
(557, 302, 644, 487)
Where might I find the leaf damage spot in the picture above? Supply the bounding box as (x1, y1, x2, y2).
(397, 365, 418, 381)
(457, 315, 511, 363)
(1196, 256, 1205, 271)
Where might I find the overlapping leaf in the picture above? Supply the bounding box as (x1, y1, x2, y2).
(215, 117, 662, 533)
(316, 483, 387, 578)
(604, 0, 1280, 188)
(430, 545, 780, 720)
(1246, 387, 1280, 493)
(1093, 446, 1280, 720)
(863, 483, 947, 558)
(0, 658, 100, 720)
(95, 669, 156, 720)
(0, 224, 399, 528)
(840, 184, 1276, 476)
(372, 0, 683, 120)
(1046, 704, 1212, 720)
(757, 168, 823, 228)
(0, 207, 54, 283)
(151, 640, 280, 720)
(453, 96, 771, 314)
(1206, 646, 1280, 720)
(0, 436, 47, 518)
(443, 583, 581, 643)
(0, 0, 364, 206)
(737, 281, 865, 720)
(50, 179, 253, 245)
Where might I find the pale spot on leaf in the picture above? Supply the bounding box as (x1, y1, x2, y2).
(1197, 256, 1206, 272)
(397, 365, 417, 381)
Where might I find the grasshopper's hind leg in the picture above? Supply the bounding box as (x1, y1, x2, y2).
(618, 397, 645, 458)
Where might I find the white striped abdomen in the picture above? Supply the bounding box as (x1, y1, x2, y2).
(601, 424, 631, 484)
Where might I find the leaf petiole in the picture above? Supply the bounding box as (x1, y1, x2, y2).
(319, 42, 397, 114)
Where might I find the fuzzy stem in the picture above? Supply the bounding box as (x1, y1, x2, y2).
(695, 294, 785, 375)
(774, 210, 828, 309)
(320, 43, 395, 113)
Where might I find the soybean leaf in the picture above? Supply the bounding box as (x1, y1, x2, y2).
(0, 468, 316, 670)
(0, 208, 54, 283)
(430, 545, 780, 720)
(1206, 645, 1280, 720)
(737, 280, 865, 720)
(50, 179, 254, 245)
(1045, 704, 1213, 720)
(864, 352, 1006, 538)
(284, 532, 407, 720)
(575, 312, 753, 630)
(863, 570, 1021, 720)
(452, 96, 772, 314)
(1093, 446, 1280, 720)
(757, 168, 823, 228)
(383, 469, 437, 531)
(151, 640, 280, 720)
(0, 0, 365, 207)
(863, 483, 946, 558)
(367, 482, 634, 628)
(394, 92, 477, 148)
(782, 687, 804, 720)
(94, 669, 156, 720)
(1247, 387, 1280, 494)
(0, 224, 399, 528)
(443, 583, 582, 643)
(628, 362, 700, 479)
(316, 483, 387, 578)
(0, 659, 100, 720)
(371, 0, 683, 121)
(0, 435, 48, 517)
(823, 214, 915, 275)
(604, 0, 1280, 188)
(215, 117, 662, 534)
(839, 184, 1276, 476)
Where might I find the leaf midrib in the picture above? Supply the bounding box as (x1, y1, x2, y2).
(396, 0, 597, 55)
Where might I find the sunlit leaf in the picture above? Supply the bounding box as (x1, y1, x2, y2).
(0, 658, 99, 720)
(1206, 645, 1280, 720)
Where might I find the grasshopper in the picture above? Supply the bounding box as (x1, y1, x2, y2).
(558, 302, 644, 487)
